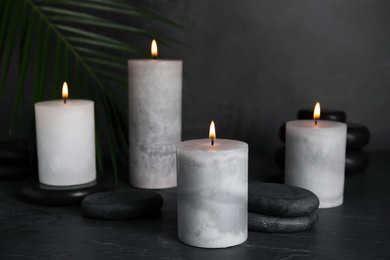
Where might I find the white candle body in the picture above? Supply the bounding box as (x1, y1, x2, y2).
(35, 100, 96, 186)
(285, 120, 347, 208)
(176, 139, 248, 248)
(128, 60, 182, 189)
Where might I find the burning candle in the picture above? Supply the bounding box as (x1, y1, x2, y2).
(128, 39, 182, 189)
(34, 82, 96, 186)
(176, 121, 248, 248)
(285, 102, 347, 208)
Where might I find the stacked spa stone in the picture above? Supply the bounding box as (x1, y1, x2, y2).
(248, 182, 319, 233)
(276, 108, 370, 175)
(0, 140, 38, 180)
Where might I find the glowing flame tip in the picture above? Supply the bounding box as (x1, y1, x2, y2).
(209, 120, 216, 143)
(151, 39, 158, 59)
(62, 82, 69, 100)
(313, 102, 321, 121)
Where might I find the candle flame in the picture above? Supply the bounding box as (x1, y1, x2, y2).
(209, 121, 216, 145)
(62, 82, 69, 101)
(151, 39, 158, 60)
(313, 102, 321, 123)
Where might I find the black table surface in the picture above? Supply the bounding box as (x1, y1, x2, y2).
(1, 152, 390, 259)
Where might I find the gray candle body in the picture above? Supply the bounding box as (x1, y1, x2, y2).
(128, 60, 182, 189)
(285, 120, 347, 208)
(176, 139, 248, 248)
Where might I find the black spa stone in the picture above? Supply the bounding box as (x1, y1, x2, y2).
(345, 150, 370, 175)
(0, 140, 37, 165)
(249, 182, 319, 217)
(248, 211, 318, 233)
(347, 123, 371, 150)
(278, 124, 287, 143)
(0, 148, 30, 164)
(297, 108, 347, 122)
(274, 146, 285, 170)
(0, 164, 37, 179)
(20, 175, 113, 206)
(81, 189, 164, 220)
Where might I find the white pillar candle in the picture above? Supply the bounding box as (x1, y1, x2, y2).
(176, 138, 248, 248)
(128, 54, 182, 189)
(285, 119, 347, 208)
(35, 99, 96, 186)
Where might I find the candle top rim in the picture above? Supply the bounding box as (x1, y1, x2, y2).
(176, 138, 248, 152)
(128, 59, 182, 63)
(287, 119, 346, 128)
(35, 99, 93, 107)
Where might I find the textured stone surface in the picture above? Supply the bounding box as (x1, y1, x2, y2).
(249, 182, 319, 217)
(20, 175, 113, 206)
(81, 189, 163, 220)
(248, 211, 318, 233)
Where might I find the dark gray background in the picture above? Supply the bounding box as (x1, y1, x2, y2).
(1, 0, 390, 154)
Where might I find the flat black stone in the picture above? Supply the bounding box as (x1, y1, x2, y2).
(249, 182, 319, 217)
(346, 150, 370, 175)
(20, 175, 113, 206)
(81, 189, 164, 220)
(297, 108, 347, 122)
(0, 164, 38, 180)
(347, 123, 371, 150)
(248, 211, 318, 233)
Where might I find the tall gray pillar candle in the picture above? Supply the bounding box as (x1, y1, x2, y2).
(285, 120, 347, 208)
(128, 59, 182, 189)
(176, 138, 248, 248)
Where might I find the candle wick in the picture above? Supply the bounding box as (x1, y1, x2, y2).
(64, 98, 67, 104)
(315, 119, 317, 125)
(211, 138, 214, 146)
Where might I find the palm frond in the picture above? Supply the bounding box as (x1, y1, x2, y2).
(0, 0, 184, 183)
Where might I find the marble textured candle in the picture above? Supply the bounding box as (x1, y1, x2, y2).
(285, 120, 347, 208)
(128, 59, 182, 189)
(176, 139, 248, 248)
(35, 100, 96, 186)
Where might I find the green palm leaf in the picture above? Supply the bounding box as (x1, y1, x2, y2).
(0, 0, 184, 185)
